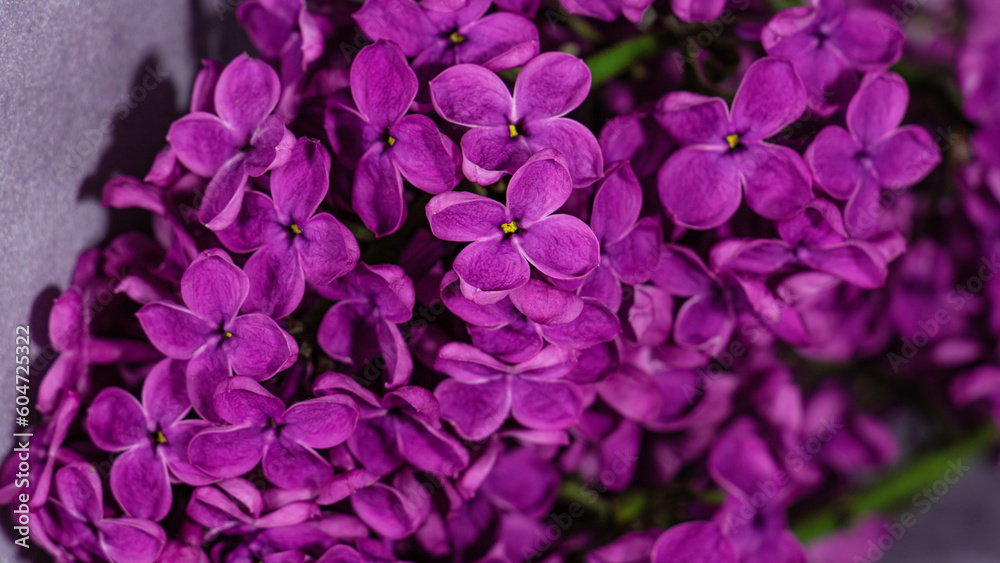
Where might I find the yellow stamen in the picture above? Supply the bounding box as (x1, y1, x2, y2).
(224, 331, 233, 339)
(449, 31, 466, 44)
(501, 221, 519, 234)
(725, 134, 740, 149)
(290, 223, 302, 235)
(387, 135, 396, 146)
(508, 124, 519, 138)
(156, 431, 167, 444)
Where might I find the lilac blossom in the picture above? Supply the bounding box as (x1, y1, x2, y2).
(762, 0, 904, 114)
(426, 150, 600, 303)
(217, 137, 360, 317)
(325, 40, 461, 236)
(655, 57, 814, 229)
(38, 462, 167, 562)
(430, 52, 603, 185)
(166, 54, 295, 229)
(556, 0, 655, 24)
(354, 0, 539, 80)
(316, 262, 416, 388)
(187, 376, 358, 489)
(806, 71, 941, 237)
(313, 372, 470, 477)
(85, 359, 212, 521)
(433, 343, 584, 440)
(136, 249, 299, 421)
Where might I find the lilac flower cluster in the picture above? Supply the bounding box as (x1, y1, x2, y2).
(5, 0, 1000, 561)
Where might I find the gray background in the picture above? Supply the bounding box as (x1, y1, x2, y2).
(0, 0, 998, 561)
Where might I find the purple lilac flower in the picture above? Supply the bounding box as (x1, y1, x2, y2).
(434, 343, 584, 440)
(167, 54, 295, 229)
(188, 375, 358, 489)
(136, 249, 299, 421)
(671, 0, 726, 23)
(85, 359, 212, 521)
(186, 477, 320, 536)
(556, 0, 654, 24)
(316, 261, 416, 388)
(325, 40, 461, 236)
(426, 150, 600, 303)
(38, 462, 167, 562)
(806, 71, 941, 237)
(655, 57, 814, 229)
(441, 271, 621, 362)
(313, 372, 471, 477)
(430, 52, 603, 185)
(217, 137, 360, 318)
(354, 0, 539, 81)
(762, 0, 904, 114)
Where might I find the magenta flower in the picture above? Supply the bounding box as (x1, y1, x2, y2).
(652, 521, 736, 563)
(188, 376, 358, 489)
(434, 343, 584, 440)
(656, 57, 813, 229)
(166, 54, 295, 229)
(316, 262, 416, 389)
(430, 52, 603, 186)
(325, 40, 461, 236)
(762, 0, 904, 114)
(186, 477, 319, 537)
(355, 0, 539, 79)
(670, 0, 726, 22)
(135, 250, 299, 421)
(85, 359, 212, 521)
(441, 272, 621, 362)
(580, 161, 662, 312)
(555, 0, 654, 24)
(314, 372, 470, 478)
(805, 72, 941, 237)
(40, 462, 167, 562)
(217, 138, 360, 318)
(426, 150, 600, 303)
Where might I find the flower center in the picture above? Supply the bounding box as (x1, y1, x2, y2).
(508, 124, 520, 138)
(449, 31, 466, 44)
(501, 220, 519, 234)
(725, 134, 740, 150)
(289, 223, 302, 235)
(155, 430, 167, 444)
(386, 135, 396, 146)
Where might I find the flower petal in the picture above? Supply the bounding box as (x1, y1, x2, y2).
(215, 190, 286, 254)
(353, 145, 406, 237)
(591, 161, 642, 244)
(651, 521, 736, 563)
(390, 114, 461, 194)
(264, 437, 334, 489)
(658, 147, 741, 229)
(805, 125, 863, 200)
(460, 125, 533, 184)
(86, 387, 149, 452)
(242, 239, 305, 319)
(225, 313, 297, 379)
(510, 377, 582, 430)
(541, 298, 621, 348)
(506, 149, 574, 223)
(524, 118, 603, 187)
(454, 237, 531, 292)
(166, 113, 238, 177)
(181, 251, 249, 326)
(395, 416, 471, 477)
(352, 41, 418, 131)
(605, 218, 662, 284)
(829, 9, 903, 70)
(110, 446, 172, 521)
(426, 192, 508, 242)
(297, 213, 361, 285)
(846, 71, 909, 146)
(271, 138, 332, 224)
(509, 279, 584, 325)
(430, 64, 513, 127)
(213, 375, 285, 426)
(135, 303, 211, 360)
(198, 156, 250, 230)
(214, 54, 280, 137)
(188, 425, 268, 478)
(142, 358, 191, 426)
(516, 214, 601, 279)
(55, 462, 104, 523)
(800, 243, 887, 289)
(436, 377, 512, 441)
(654, 92, 730, 147)
(869, 125, 941, 189)
(96, 518, 167, 563)
(513, 52, 590, 120)
(281, 396, 359, 449)
(186, 349, 232, 422)
(731, 57, 806, 141)
(738, 142, 813, 220)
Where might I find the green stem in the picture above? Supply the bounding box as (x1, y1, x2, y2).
(585, 34, 663, 87)
(793, 423, 998, 542)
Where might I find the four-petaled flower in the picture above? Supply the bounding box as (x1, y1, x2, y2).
(656, 57, 814, 229)
(426, 149, 601, 303)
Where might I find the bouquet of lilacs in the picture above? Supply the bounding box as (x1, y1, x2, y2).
(6, 0, 1000, 560)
